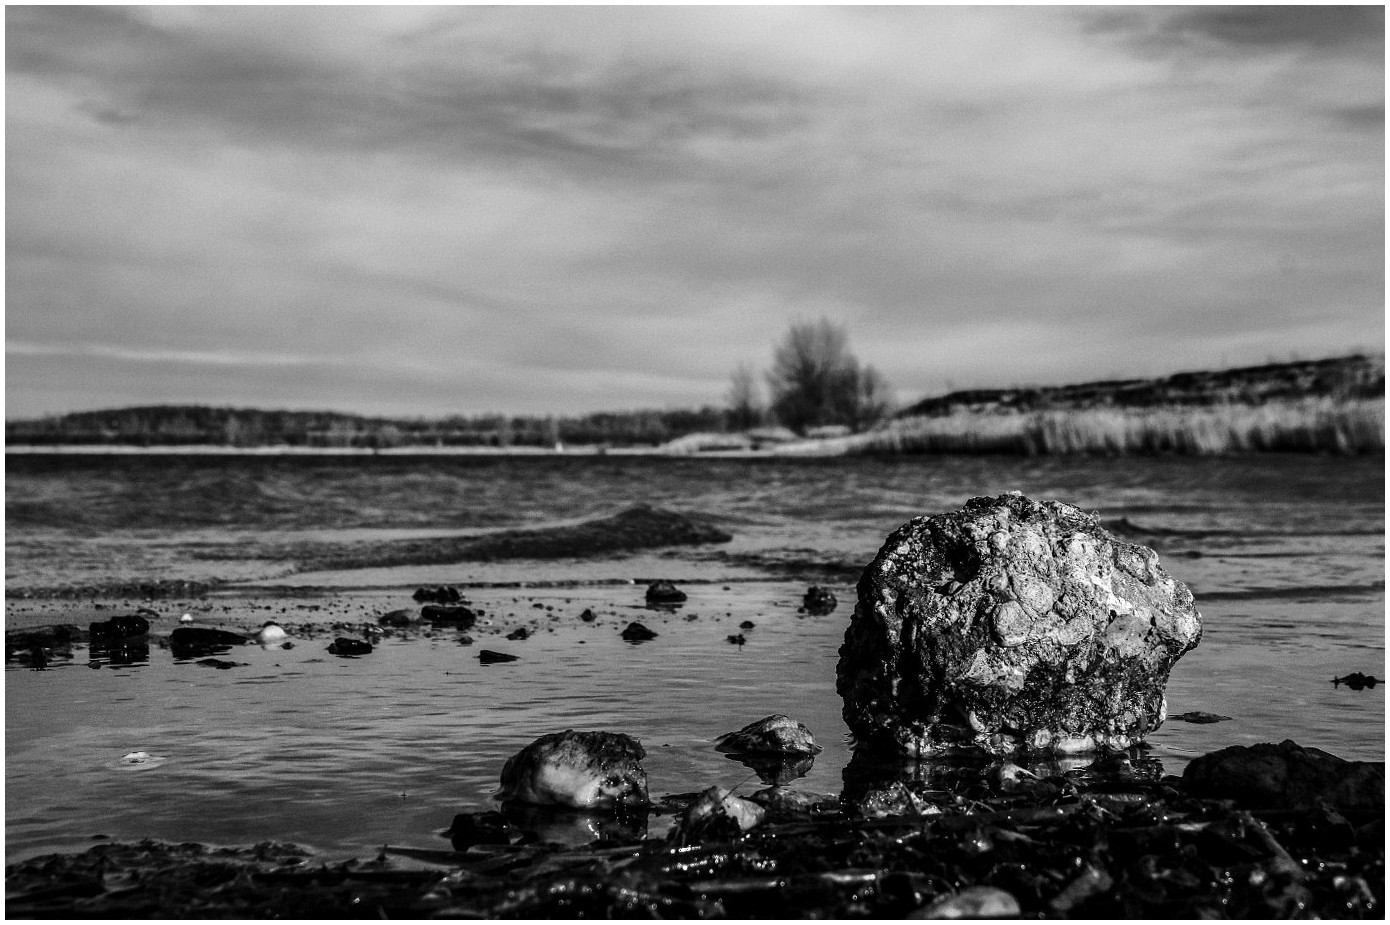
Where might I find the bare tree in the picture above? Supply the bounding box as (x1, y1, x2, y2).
(726, 363, 764, 431)
(766, 318, 890, 434)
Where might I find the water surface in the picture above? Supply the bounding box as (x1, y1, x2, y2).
(6, 454, 1383, 863)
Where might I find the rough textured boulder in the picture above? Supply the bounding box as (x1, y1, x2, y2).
(497, 730, 649, 810)
(1183, 740, 1384, 818)
(837, 492, 1201, 757)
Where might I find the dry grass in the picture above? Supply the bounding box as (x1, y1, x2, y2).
(799, 397, 1385, 457)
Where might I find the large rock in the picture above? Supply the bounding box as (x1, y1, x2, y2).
(837, 492, 1201, 757)
(1183, 740, 1384, 818)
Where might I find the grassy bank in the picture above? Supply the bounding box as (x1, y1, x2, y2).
(789, 396, 1384, 457)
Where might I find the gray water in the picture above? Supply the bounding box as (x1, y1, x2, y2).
(5, 454, 1384, 864)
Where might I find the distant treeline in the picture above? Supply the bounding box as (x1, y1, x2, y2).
(6, 353, 1383, 450)
(4, 404, 732, 449)
(902, 354, 1383, 417)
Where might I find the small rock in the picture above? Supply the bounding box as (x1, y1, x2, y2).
(195, 658, 241, 670)
(506, 628, 530, 641)
(254, 621, 288, 645)
(802, 586, 838, 615)
(169, 627, 249, 655)
(1170, 711, 1232, 724)
(912, 886, 1021, 919)
(856, 782, 943, 818)
(670, 787, 765, 845)
(498, 730, 648, 809)
(414, 586, 462, 604)
(620, 622, 658, 642)
(579, 608, 598, 622)
(445, 811, 522, 851)
(1183, 739, 1384, 818)
(645, 580, 687, 605)
(327, 638, 372, 656)
(115, 751, 167, 771)
(378, 609, 415, 627)
(420, 604, 478, 628)
(748, 786, 836, 816)
(1333, 672, 1380, 690)
(89, 615, 150, 642)
(727, 634, 746, 646)
(739, 620, 756, 629)
(479, 650, 518, 664)
(716, 714, 822, 756)
(989, 761, 1059, 798)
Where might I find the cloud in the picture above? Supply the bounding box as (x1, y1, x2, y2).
(5, 6, 1382, 419)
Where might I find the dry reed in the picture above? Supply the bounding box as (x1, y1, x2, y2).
(828, 397, 1384, 457)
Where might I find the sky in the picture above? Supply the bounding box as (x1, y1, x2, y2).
(6, 5, 1384, 420)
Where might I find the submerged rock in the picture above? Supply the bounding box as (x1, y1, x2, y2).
(1183, 740, 1384, 818)
(716, 714, 822, 757)
(837, 492, 1201, 757)
(497, 730, 649, 810)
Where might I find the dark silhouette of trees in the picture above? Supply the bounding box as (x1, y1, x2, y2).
(765, 318, 892, 434)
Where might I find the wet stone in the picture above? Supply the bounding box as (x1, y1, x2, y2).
(326, 638, 372, 656)
(837, 492, 1202, 757)
(497, 730, 648, 810)
(620, 622, 658, 642)
(802, 586, 838, 615)
(645, 581, 687, 605)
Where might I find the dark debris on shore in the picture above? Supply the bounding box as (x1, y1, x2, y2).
(7, 770, 1382, 919)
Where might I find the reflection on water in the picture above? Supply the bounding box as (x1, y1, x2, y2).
(5, 455, 1384, 864)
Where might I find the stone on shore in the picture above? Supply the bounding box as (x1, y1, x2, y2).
(327, 638, 372, 656)
(497, 730, 649, 810)
(90, 615, 150, 642)
(670, 787, 765, 845)
(802, 586, 838, 615)
(837, 492, 1202, 757)
(420, 604, 477, 627)
(1183, 740, 1384, 818)
(169, 627, 248, 656)
(620, 621, 658, 641)
(716, 714, 822, 756)
(645, 580, 687, 605)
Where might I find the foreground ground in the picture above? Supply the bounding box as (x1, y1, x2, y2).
(6, 757, 1382, 918)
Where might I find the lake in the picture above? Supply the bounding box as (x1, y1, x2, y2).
(5, 453, 1384, 864)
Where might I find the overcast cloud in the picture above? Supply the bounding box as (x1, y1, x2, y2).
(6, 5, 1383, 419)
